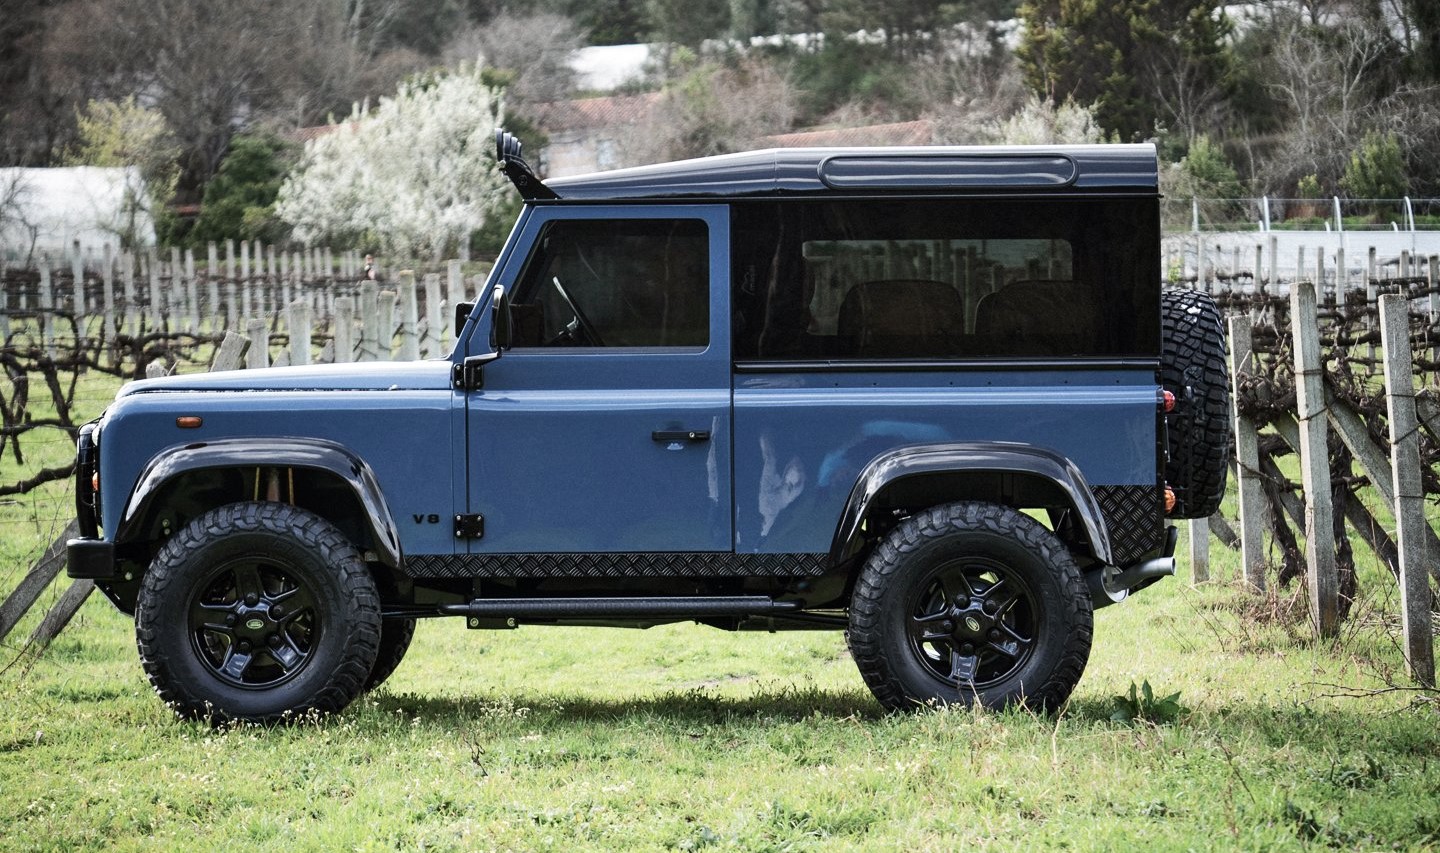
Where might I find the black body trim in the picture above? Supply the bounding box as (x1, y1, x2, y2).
(829, 442, 1115, 566)
(439, 596, 801, 619)
(404, 552, 829, 579)
(116, 437, 402, 568)
(733, 358, 1161, 373)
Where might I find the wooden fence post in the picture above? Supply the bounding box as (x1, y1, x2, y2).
(0, 521, 78, 645)
(288, 300, 312, 366)
(360, 281, 380, 361)
(1188, 518, 1210, 583)
(246, 318, 269, 369)
(1379, 293, 1435, 686)
(39, 261, 55, 358)
(1291, 281, 1339, 637)
(423, 273, 443, 357)
(398, 271, 420, 361)
(1228, 315, 1266, 591)
(377, 289, 397, 360)
(333, 296, 355, 363)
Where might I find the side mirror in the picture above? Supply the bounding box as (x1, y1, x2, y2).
(491, 284, 513, 351)
(454, 301, 475, 339)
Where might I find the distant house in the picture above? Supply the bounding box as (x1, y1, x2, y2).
(530, 93, 662, 178)
(760, 119, 935, 148)
(0, 166, 155, 257)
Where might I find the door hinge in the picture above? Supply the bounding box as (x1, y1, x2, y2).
(454, 514, 485, 539)
(451, 352, 500, 391)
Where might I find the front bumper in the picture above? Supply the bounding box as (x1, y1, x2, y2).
(66, 538, 115, 579)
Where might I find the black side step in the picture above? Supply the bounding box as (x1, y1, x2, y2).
(437, 596, 800, 620)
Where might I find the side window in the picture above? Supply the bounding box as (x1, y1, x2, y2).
(732, 199, 1158, 360)
(511, 218, 709, 348)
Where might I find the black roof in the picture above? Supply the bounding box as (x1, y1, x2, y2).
(543, 144, 1159, 201)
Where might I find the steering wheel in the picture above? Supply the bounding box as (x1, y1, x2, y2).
(548, 275, 604, 346)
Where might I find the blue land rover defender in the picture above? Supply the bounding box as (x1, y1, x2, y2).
(67, 133, 1230, 721)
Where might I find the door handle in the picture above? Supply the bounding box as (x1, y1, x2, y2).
(652, 429, 710, 442)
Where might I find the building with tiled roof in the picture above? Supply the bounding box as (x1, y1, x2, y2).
(760, 119, 934, 148)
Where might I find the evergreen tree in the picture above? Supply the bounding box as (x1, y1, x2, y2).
(1018, 0, 1230, 142)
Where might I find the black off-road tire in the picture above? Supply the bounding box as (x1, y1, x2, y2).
(848, 502, 1093, 712)
(135, 502, 382, 723)
(364, 617, 416, 693)
(1161, 287, 1231, 519)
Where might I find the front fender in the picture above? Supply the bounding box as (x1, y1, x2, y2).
(115, 437, 402, 568)
(829, 441, 1114, 567)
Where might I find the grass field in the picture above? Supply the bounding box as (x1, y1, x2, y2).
(3, 518, 1439, 850)
(2, 367, 1439, 850)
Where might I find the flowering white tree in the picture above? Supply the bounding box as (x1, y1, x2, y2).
(276, 61, 509, 259)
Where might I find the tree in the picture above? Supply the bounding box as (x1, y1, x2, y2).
(982, 96, 1108, 144)
(442, 12, 583, 104)
(276, 62, 510, 259)
(65, 97, 181, 249)
(1341, 131, 1407, 199)
(39, 0, 426, 200)
(190, 133, 296, 246)
(1179, 135, 1242, 198)
(1018, 0, 1231, 141)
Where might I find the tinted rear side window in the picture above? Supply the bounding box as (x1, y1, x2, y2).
(731, 199, 1159, 360)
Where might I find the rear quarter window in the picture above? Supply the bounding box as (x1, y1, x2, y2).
(732, 198, 1159, 361)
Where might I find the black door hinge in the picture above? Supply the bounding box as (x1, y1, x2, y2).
(454, 514, 485, 539)
(451, 352, 500, 391)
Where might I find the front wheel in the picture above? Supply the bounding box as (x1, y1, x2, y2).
(136, 502, 382, 723)
(848, 502, 1092, 712)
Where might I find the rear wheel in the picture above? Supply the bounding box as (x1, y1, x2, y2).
(848, 502, 1092, 712)
(136, 502, 381, 723)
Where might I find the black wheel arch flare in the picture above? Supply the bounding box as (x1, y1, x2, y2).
(829, 441, 1115, 569)
(115, 437, 403, 569)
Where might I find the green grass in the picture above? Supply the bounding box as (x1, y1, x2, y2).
(2, 521, 1438, 850)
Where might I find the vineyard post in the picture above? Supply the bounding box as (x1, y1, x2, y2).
(288, 300, 312, 366)
(100, 244, 115, 353)
(1336, 247, 1346, 307)
(225, 238, 235, 281)
(1379, 293, 1436, 686)
(1196, 235, 1207, 289)
(1253, 244, 1262, 295)
(1422, 252, 1434, 374)
(1315, 247, 1325, 304)
(245, 318, 269, 369)
(184, 249, 200, 334)
(69, 244, 83, 317)
(1367, 246, 1378, 359)
(423, 273, 443, 358)
(39, 260, 55, 358)
(333, 296, 355, 362)
(1188, 518, 1210, 583)
(121, 251, 135, 336)
(239, 238, 250, 282)
(446, 260, 464, 348)
(1228, 315, 1266, 591)
(1292, 281, 1339, 636)
(359, 281, 380, 361)
(377, 289, 397, 360)
(1400, 250, 1410, 279)
(398, 271, 420, 361)
(145, 249, 161, 331)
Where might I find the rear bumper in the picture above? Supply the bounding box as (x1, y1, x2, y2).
(67, 538, 115, 579)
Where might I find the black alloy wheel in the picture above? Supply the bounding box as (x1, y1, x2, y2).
(137, 501, 381, 723)
(849, 501, 1092, 712)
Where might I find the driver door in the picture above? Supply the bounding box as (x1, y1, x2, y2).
(463, 205, 732, 554)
